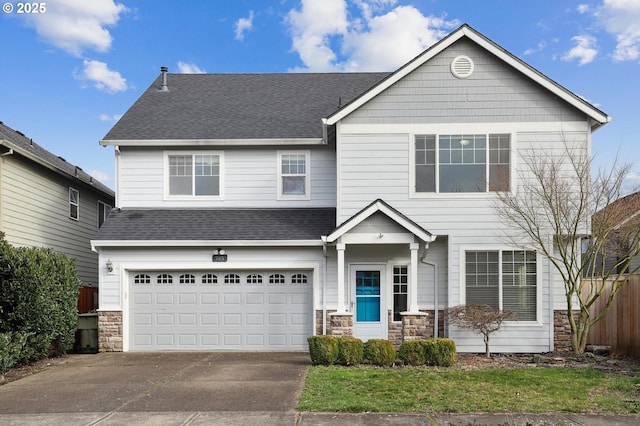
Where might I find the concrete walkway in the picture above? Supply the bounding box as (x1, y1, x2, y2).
(0, 353, 638, 425)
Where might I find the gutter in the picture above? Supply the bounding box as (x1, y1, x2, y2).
(420, 242, 439, 338)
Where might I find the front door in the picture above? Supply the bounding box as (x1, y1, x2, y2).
(351, 265, 386, 341)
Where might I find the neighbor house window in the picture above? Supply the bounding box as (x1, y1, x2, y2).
(97, 201, 112, 228)
(278, 151, 310, 199)
(393, 266, 408, 321)
(415, 134, 510, 193)
(166, 152, 222, 197)
(464, 250, 537, 321)
(69, 187, 79, 220)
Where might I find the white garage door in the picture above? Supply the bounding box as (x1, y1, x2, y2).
(129, 270, 313, 351)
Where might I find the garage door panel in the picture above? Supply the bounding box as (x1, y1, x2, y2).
(130, 270, 312, 351)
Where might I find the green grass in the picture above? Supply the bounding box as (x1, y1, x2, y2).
(298, 365, 640, 414)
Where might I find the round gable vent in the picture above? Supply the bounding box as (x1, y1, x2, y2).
(451, 55, 474, 79)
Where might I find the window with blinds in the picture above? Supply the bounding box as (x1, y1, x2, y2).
(465, 250, 537, 321)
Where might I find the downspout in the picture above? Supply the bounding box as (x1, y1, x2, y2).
(548, 235, 555, 351)
(420, 242, 439, 338)
(321, 236, 328, 335)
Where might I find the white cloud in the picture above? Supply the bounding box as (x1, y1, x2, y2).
(286, 0, 349, 71)
(24, 0, 127, 56)
(342, 6, 454, 71)
(562, 35, 598, 65)
(597, 0, 640, 61)
(235, 10, 254, 41)
(87, 169, 112, 184)
(76, 59, 128, 93)
(99, 113, 122, 123)
(524, 42, 547, 56)
(177, 61, 206, 74)
(285, 0, 457, 72)
(577, 4, 590, 14)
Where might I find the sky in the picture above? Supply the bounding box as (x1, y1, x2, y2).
(1, 0, 639, 193)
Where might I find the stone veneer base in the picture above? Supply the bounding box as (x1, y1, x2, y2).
(98, 310, 123, 352)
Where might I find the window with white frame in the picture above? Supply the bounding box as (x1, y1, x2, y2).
(278, 151, 309, 199)
(393, 266, 408, 321)
(97, 201, 111, 228)
(464, 250, 537, 321)
(69, 187, 79, 220)
(166, 152, 222, 197)
(415, 134, 510, 193)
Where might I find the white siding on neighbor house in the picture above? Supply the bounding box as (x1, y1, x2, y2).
(117, 146, 336, 208)
(0, 154, 112, 287)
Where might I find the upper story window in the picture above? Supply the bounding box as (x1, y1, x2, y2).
(97, 201, 112, 228)
(415, 134, 510, 194)
(278, 151, 310, 200)
(165, 152, 223, 199)
(69, 187, 79, 220)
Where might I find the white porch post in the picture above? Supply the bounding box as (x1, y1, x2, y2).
(408, 242, 420, 313)
(336, 242, 347, 313)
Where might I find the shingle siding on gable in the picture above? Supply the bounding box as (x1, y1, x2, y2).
(344, 39, 585, 125)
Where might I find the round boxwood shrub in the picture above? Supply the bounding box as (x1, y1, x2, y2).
(422, 338, 457, 367)
(337, 337, 364, 365)
(363, 339, 396, 367)
(398, 340, 426, 366)
(307, 335, 339, 365)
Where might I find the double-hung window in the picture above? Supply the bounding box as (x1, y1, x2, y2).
(69, 187, 79, 220)
(97, 201, 111, 228)
(464, 250, 537, 321)
(278, 151, 310, 200)
(415, 134, 510, 193)
(166, 152, 222, 198)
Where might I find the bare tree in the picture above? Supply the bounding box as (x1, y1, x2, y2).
(446, 304, 515, 358)
(494, 139, 640, 353)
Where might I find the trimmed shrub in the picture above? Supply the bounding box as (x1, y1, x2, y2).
(337, 337, 364, 365)
(363, 339, 396, 367)
(307, 335, 339, 365)
(398, 340, 426, 366)
(423, 338, 457, 367)
(0, 239, 80, 364)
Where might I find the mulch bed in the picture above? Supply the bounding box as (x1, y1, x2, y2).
(455, 352, 640, 376)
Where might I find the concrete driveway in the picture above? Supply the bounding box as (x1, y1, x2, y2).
(0, 352, 309, 415)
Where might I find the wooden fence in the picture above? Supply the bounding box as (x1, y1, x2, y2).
(585, 275, 640, 356)
(78, 287, 98, 314)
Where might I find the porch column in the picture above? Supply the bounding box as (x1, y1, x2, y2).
(408, 242, 420, 313)
(336, 243, 347, 313)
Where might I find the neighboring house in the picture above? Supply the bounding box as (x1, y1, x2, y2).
(92, 24, 609, 353)
(0, 121, 115, 293)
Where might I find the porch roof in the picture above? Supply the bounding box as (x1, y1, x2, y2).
(326, 199, 435, 244)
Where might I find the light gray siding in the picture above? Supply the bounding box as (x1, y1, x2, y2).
(0, 154, 113, 287)
(345, 39, 585, 125)
(118, 146, 336, 208)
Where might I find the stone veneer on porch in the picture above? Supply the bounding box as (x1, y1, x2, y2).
(316, 309, 433, 347)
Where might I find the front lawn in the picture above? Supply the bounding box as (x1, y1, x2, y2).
(298, 365, 640, 414)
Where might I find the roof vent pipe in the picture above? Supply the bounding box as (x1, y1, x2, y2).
(160, 66, 169, 91)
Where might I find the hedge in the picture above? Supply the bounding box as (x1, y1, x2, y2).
(0, 238, 80, 373)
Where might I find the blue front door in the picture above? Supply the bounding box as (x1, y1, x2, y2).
(356, 271, 381, 321)
(352, 265, 386, 341)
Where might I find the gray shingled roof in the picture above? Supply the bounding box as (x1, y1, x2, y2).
(0, 121, 114, 197)
(95, 208, 336, 241)
(102, 72, 389, 141)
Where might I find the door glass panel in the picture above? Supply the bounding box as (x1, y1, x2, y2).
(356, 271, 381, 322)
